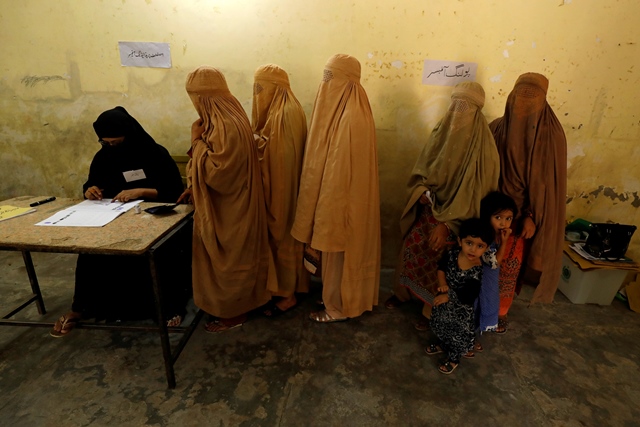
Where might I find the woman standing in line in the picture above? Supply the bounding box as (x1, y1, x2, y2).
(184, 66, 271, 332)
(291, 54, 381, 322)
(252, 64, 309, 316)
(489, 72, 567, 332)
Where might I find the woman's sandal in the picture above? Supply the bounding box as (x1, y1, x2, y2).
(414, 316, 430, 331)
(166, 315, 183, 327)
(496, 318, 508, 334)
(204, 316, 245, 333)
(262, 299, 298, 318)
(262, 301, 286, 318)
(438, 359, 459, 375)
(309, 310, 347, 323)
(424, 343, 443, 355)
(384, 295, 405, 309)
(50, 313, 81, 338)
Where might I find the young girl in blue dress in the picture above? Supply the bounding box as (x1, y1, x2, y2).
(474, 191, 518, 335)
(425, 218, 494, 374)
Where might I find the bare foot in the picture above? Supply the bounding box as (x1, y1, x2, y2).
(275, 295, 297, 312)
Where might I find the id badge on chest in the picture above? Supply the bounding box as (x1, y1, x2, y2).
(123, 169, 146, 182)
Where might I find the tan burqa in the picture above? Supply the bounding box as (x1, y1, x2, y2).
(400, 81, 500, 237)
(186, 66, 271, 318)
(489, 73, 567, 304)
(291, 54, 380, 318)
(252, 64, 309, 297)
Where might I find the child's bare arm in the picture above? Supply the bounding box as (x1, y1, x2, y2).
(495, 228, 513, 264)
(436, 270, 449, 293)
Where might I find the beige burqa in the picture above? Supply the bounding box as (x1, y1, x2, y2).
(291, 54, 381, 318)
(186, 66, 271, 318)
(489, 73, 567, 304)
(400, 82, 500, 236)
(252, 64, 309, 297)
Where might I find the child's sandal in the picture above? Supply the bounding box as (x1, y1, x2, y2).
(464, 340, 483, 358)
(424, 344, 443, 355)
(438, 359, 458, 375)
(496, 318, 508, 334)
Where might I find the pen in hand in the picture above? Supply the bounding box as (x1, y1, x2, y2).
(30, 197, 56, 207)
(85, 187, 104, 200)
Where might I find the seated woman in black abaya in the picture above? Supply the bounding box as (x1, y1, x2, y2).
(50, 106, 188, 337)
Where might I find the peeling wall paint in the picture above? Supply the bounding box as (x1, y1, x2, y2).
(1, 0, 639, 264)
(567, 186, 640, 208)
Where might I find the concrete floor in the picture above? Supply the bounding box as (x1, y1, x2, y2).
(1, 251, 640, 427)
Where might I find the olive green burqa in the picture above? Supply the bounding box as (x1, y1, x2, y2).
(400, 81, 500, 237)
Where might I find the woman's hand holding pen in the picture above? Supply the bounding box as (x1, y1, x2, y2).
(85, 186, 104, 200)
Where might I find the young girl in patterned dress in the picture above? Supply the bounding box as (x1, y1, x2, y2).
(424, 218, 494, 374)
(472, 192, 518, 349)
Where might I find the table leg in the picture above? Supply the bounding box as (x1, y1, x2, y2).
(21, 250, 46, 315)
(148, 249, 175, 389)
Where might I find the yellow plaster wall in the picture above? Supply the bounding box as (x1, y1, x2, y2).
(1, 0, 638, 264)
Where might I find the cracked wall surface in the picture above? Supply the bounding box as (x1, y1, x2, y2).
(1, 0, 638, 263)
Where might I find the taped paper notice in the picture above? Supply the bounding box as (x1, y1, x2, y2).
(422, 59, 477, 86)
(119, 41, 171, 68)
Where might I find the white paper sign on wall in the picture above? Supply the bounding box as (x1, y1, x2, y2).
(118, 41, 171, 69)
(422, 59, 477, 86)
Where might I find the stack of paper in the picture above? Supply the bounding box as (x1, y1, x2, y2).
(570, 242, 634, 263)
(36, 200, 142, 227)
(0, 205, 36, 222)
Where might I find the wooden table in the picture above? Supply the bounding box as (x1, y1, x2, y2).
(0, 196, 201, 388)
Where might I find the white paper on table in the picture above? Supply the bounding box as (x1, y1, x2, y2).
(35, 209, 123, 227)
(73, 199, 142, 213)
(35, 200, 142, 227)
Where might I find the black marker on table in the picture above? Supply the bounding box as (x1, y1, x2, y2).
(30, 197, 56, 207)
